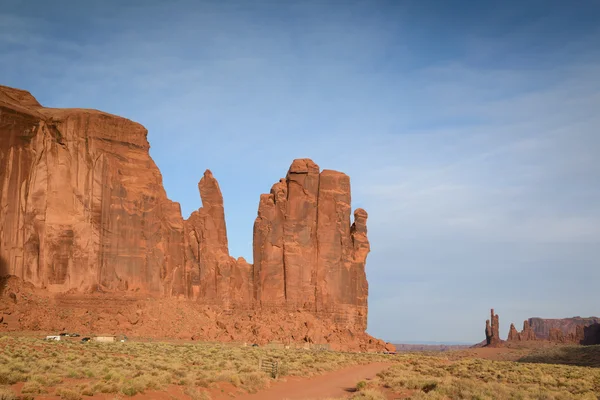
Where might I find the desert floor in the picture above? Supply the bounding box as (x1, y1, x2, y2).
(1, 335, 599, 399)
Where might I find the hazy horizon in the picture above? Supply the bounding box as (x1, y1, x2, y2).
(2, 0, 599, 343)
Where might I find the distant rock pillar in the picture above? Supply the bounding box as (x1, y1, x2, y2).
(508, 323, 520, 341)
(485, 308, 502, 347)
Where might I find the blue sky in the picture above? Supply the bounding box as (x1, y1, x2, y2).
(2, 0, 599, 343)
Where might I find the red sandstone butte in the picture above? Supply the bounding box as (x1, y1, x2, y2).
(0, 85, 392, 351)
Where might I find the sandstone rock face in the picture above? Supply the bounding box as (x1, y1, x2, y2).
(582, 324, 600, 345)
(0, 85, 187, 296)
(527, 317, 600, 340)
(283, 159, 320, 310)
(184, 170, 252, 307)
(520, 320, 537, 341)
(548, 328, 566, 343)
(546, 323, 599, 344)
(485, 309, 501, 347)
(548, 326, 591, 344)
(252, 183, 287, 308)
(503, 315, 600, 345)
(0, 85, 388, 350)
(253, 160, 370, 330)
(507, 320, 538, 342)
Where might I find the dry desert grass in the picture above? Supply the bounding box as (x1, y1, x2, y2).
(349, 350, 600, 399)
(0, 335, 390, 399)
(3, 335, 599, 400)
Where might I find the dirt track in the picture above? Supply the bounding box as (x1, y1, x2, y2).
(216, 362, 391, 400)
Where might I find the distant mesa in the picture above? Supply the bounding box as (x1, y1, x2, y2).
(0, 84, 393, 352)
(482, 308, 600, 347)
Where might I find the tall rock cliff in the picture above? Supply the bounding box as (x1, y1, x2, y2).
(253, 159, 370, 330)
(528, 317, 600, 345)
(0, 85, 384, 348)
(0, 85, 187, 296)
(527, 317, 600, 340)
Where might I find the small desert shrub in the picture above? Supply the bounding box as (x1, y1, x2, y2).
(0, 387, 17, 400)
(184, 387, 212, 400)
(67, 369, 84, 379)
(81, 385, 95, 396)
(228, 373, 241, 387)
(82, 368, 95, 378)
(0, 370, 27, 385)
(45, 373, 63, 386)
(195, 377, 211, 388)
(93, 382, 120, 394)
(172, 369, 187, 379)
(20, 381, 46, 394)
(57, 388, 82, 400)
(277, 362, 289, 375)
(29, 374, 48, 385)
(239, 372, 269, 393)
(136, 374, 161, 390)
(421, 381, 437, 392)
(349, 389, 387, 400)
(120, 384, 139, 396)
(356, 380, 368, 391)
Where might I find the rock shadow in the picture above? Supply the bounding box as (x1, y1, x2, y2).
(518, 344, 600, 368)
(0, 255, 8, 297)
(583, 323, 600, 346)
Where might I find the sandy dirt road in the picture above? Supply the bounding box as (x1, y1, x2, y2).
(217, 362, 392, 400)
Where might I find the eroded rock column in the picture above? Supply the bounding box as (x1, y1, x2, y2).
(253, 159, 371, 331)
(185, 170, 253, 308)
(252, 179, 287, 307)
(283, 159, 320, 310)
